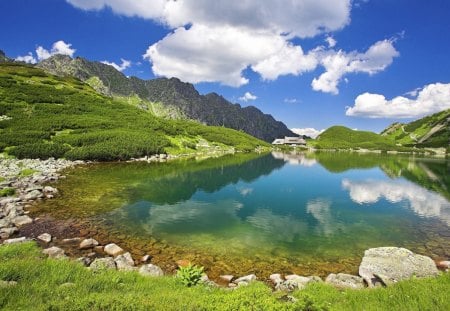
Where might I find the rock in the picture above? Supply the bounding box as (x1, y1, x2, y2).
(12, 215, 33, 227)
(233, 274, 257, 284)
(275, 275, 321, 291)
(43, 186, 58, 194)
(79, 238, 99, 249)
(114, 252, 135, 271)
(139, 264, 164, 277)
(0, 280, 18, 288)
(76, 257, 92, 267)
(89, 257, 116, 271)
(37, 233, 52, 243)
(269, 273, 283, 285)
(325, 273, 365, 289)
(43, 246, 66, 259)
(3, 237, 28, 244)
(200, 274, 219, 287)
(220, 275, 234, 283)
(436, 261, 450, 270)
(359, 247, 440, 287)
(104, 243, 124, 257)
(59, 282, 75, 288)
(23, 190, 42, 201)
(140, 255, 152, 263)
(62, 237, 81, 244)
(0, 227, 18, 239)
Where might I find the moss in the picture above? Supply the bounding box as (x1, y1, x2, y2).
(0, 187, 15, 197)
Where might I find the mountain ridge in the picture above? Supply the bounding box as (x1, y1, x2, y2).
(36, 54, 295, 142)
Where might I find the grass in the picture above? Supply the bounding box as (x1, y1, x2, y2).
(0, 63, 269, 161)
(0, 187, 15, 197)
(0, 242, 449, 311)
(18, 168, 38, 177)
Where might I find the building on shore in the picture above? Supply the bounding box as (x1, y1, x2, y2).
(271, 136, 306, 146)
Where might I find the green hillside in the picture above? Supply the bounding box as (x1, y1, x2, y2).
(381, 109, 449, 149)
(0, 63, 269, 161)
(312, 126, 406, 151)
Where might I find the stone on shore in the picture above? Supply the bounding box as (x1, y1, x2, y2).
(114, 252, 135, 271)
(12, 215, 33, 227)
(220, 275, 234, 283)
(233, 274, 257, 284)
(359, 247, 440, 287)
(43, 246, 66, 259)
(139, 264, 164, 277)
(104, 243, 124, 257)
(43, 186, 58, 194)
(3, 237, 29, 244)
(0, 227, 18, 239)
(37, 233, 52, 243)
(79, 238, 99, 249)
(437, 261, 450, 271)
(90, 257, 116, 271)
(23, 190, 43, 201)
(140, 255, 151, 263)
(325, 273, 365, 289)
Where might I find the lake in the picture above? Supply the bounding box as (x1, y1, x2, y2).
(31, 152, 450, 279)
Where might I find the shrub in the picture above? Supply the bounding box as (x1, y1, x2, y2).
(176, 264, 204, 287)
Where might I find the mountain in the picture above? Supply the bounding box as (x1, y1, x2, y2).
(381, 109, 449, 148)
(36, 54, 295, 142)
(0, 50, 11, 63)
(0, 62, 269, 160)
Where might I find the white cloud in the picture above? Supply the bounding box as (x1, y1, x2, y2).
(325, 36, 337, 48)
(342, 179, 450, 225)
(312, 39, 399, 94)
(15, 52, 37, 64)
(284, 98, 300, 104)
(101, 58, 131, 72)
(238, 92, 257, 102)
(36, 40, 76, 61)
(291, 128, 324, 138)
(346, 82, 450, 118)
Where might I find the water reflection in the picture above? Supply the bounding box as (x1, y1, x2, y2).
(272, 152, 317, 167)
(342, 179, 450, 225)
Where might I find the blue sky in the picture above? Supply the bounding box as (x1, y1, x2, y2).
(1, 0, 449, 136)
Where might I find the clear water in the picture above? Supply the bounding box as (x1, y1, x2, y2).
(34, 152, 450, 277)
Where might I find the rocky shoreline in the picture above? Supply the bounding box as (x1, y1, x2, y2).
(1, 157, 449, 292)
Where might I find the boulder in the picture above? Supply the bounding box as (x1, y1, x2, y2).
(12, 215, 33, 227)
(325, 273, 365, 289)
(90, 257, 116, 271)
(79, 238, 99, 249)
(233, 274, 257, 284)
(359, 247, 440, 287)
(114, 252, 135, 271)
(104, 243, 124, 257)
(37, 233, 52, 243)
(139, 264, 164, 277)
(3, 237, 28, 244)
(43, 246, 66, 259)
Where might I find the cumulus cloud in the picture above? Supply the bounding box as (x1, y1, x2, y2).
(15, 52, 37, 64)
(291, 128, 324, 138)
(312, 39, 399, 94)
(238, 92, 257, 102)
(101, 58, 131, 72)
(67, 1, 397, 91)
(346, 82, 450, 118)
(36, 40, 76, 61)
(342, 179, 450, 225)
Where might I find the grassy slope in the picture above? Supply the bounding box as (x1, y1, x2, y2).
(311, 126, 412, 151)
(0, 63, 269, 161)
(381, 109, 450, 148)
(0, 242, 449, 311)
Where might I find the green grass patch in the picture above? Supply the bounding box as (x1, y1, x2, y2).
(0, 242, 448, 311)
(19, 168, 38, 177)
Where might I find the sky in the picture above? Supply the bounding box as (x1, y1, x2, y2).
(1, 0, 449, 137)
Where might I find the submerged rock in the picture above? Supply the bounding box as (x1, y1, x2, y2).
(325, 273, 365, 289)
(104, 243, 124, 257)
(12, 215, 33, 227)
(139, 264, 164, 277)
(359, 247, 440, 287)
(79, 238, 99, 249)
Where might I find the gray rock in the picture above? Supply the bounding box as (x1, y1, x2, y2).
(104, 243, 124, 257)
(23, 190, 42, 201)
(90, 257, 116, 271)
(0, 227, 18, 239)
(12, 215, 33, 227)
(37, 233, 52, 243)
(76, 257, 93, 267)
(359, 247, 440, 287)
(139, 264, 164, 277)
(325, 273, 365, 289)
(114, 252, 135, 271)
(233, 274, 257, 284)
(140, 254, 151, 263)
(43, 246, 66, 259)
(79, 238, 99, 249)
(269, 273, 283, 285)
(220, 275, 234, 283)
(3, 237, 28, 244)
(62, 237, 81, 244)
(0, 218, 12, 229)
(43, 186, 58, 194)
(0, 280, 18, 288)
